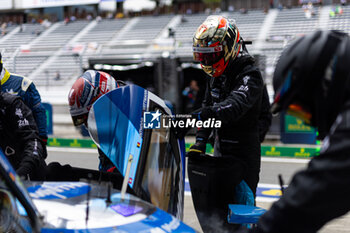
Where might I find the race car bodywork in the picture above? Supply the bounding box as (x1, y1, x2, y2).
(87, 84, 186, 219)
(0, 150, 195, 232)
(0, 84, 193, 232)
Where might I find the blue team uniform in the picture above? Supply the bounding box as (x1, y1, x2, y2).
(0, 68, 47, 139)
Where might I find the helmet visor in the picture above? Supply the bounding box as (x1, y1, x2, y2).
(286, 103, 312, 125)
(72, 113, 88, 126)
(193, 46, 224, 66)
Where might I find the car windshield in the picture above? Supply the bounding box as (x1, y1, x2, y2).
(141, 114, 179, 213)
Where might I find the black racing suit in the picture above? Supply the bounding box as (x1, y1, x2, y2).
(197, 53, 264, 194)
(0, 92, 46, 180)
(237, 102, 350, 233)
(188, 53, 264, 233)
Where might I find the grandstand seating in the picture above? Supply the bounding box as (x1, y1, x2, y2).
(173, 13, 208, 57)
(30, 21, 91, 84)
(30, 20, 90, 50)
(77, 18, 129, 45)
(327, 5, 350, 33)
(226, 10, 266, 41)
(1, 6, 348, 137)
(1, 5, 349, 91)
(0, 24, 17, 37)
(270, 7, 319, 34)
(116, 15, 173, 41)
(10, 55, 48, 77)
(99, 15, 174, 56)
(0, 24, 47, 54)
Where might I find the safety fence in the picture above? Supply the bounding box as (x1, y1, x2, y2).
(47, 138, 320, 158)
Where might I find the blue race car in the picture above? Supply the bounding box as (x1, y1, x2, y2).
(0, 84, 195, 232)
(0, 149, 195, 232)
(87, 84, 187, 219)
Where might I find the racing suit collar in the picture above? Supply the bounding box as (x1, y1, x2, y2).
(0, 68, 10, 85)
(224, 52, 255, 78)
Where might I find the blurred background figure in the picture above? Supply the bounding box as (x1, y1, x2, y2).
(54, 71, 60, 80)
(182, 79, 200, 113)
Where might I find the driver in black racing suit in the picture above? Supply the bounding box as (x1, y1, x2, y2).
(187, 15, 267, 232)
(194, 41, 264, 193)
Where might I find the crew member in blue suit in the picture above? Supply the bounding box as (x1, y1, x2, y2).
(0, 53, 48, 158)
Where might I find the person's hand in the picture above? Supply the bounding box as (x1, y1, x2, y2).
(187, 140, 206, 157)
(16, 166, 31, 180)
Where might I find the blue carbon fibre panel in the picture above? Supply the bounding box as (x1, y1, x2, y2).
(91, 85, 145, 187)
(104, 85, 145, 132)
(93, 98, 142, 187)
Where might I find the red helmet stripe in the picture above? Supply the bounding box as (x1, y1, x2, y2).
(209, 41, 220, 47)
(218, 17, 227, 29)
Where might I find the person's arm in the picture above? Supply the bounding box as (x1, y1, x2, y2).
(238, 109, 350, 233)
(8, 98, 45, 179)
(22, 82, 48, 140)
(199, 73, 263, 124)
(188, 81, 211, 155)
(195, 80, 212, 141)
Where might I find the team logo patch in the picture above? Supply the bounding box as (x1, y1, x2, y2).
(15, 108, 23, 118)
(18, 119, 29, 127)
(243, 76, 250, 85)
